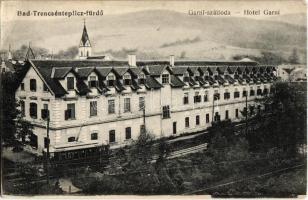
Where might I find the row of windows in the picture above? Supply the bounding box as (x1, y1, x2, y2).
(64, 105, 267, 144)
(65, 127, 133, 144)
(183, 88, 270, 105)
(61, 106, 263, 145)
(65, 97, 146, 120)
(23, 101, 49, 120)
(66, 126, 136, 144)
(21, 79, 49, 92)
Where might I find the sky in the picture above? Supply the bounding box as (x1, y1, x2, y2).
(0, 0, 306, 51)
(1, 0, 307, 23)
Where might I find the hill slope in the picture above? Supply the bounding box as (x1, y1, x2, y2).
(2, 10, 306, 60)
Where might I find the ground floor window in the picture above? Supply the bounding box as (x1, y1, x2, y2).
(20, 100, 25, 117)
(185, 117, 190, 128)
(109, 130, 116, 143)
(196, 115, 200, 126)
(29, 134, 38, 149)
(173, 122, 177, 134)
(140, 125, 145, 134)
(206, 114, 210, 123)
(235, 109, 239, 118)
(214, 112, 220, 122)
(225, 110, 229, 120)
(91, 132, 98, 140)
(125, 127, 131, 140)
(68, 137, 75, 142)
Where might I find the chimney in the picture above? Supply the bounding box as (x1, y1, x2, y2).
(128, 54, 136, 67)
(169, 55, 175, 67)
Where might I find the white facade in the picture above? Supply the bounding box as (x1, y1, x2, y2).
(15, 60, 274, 155)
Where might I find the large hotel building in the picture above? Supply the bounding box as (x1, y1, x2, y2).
(15, 24, 277, 155)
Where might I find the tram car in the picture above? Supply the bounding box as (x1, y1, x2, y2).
(47, 144, 110, 168)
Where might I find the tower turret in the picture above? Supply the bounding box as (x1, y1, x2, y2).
(78, 20, 92, 59)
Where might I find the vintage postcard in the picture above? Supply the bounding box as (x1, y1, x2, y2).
(0, 0, 307, 198)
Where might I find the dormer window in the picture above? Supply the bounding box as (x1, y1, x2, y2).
(89, 76, 97, 88)
(214, 72, 218, 80)
(139, 74, 146, 84)
(107, 75, 115, 87)
(67, 77, 75, 90)
(162, 74, 169, 84)
(123, 74, 131, 86)
(194, 71, 200, 81)
(184, 72, 189, 82)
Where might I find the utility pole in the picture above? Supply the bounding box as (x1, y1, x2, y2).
(143, 103, 146, 135)
(245, 92, 248, 135)
(212, 94, 215, 123)
(46, 112, 50, 185)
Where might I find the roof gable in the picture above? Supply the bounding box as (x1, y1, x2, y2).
(29, 60, 67, 97)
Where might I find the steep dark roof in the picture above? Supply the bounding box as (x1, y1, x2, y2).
(77, 67, 95, 78)
(225, 75, 235, 84)
(30, 61, 67, 97)
(114, 79, 125, 92)
(217, 66, 228, 74)
(170, 75, 185, 88)
(53, 67, 73, 79)
(199, 66, 209, 75)
(96, 67, 112, 77)
(145, 76, 162, 89)
(31, 60, 128, 68)
(146, 65, 169, 76)
(19, 59, 275, 97)
(113, 67, 129, 77)
(208, 66, 217, 75)
(80, 25, 90, 46)
(227, 66, 237, 74)
(76, 79, 90, 95)
(172, 67, 188, 75)
(174, 60, 258, 66)
(128, 68, 142, 78)
(131, 79, 141, 90)
(188, 66, 199, 74)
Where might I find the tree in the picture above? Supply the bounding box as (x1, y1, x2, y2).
(244, 81, 306, 154)
(1, 71, 33, 148)
(288, 48, 300, 64)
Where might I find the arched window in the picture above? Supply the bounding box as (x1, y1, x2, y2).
(29, 102, 37, 119)
(87, 51, 89, 57)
